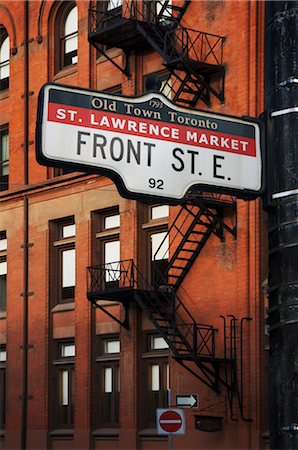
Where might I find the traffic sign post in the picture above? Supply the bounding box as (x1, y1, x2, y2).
(157, 408, 186, 435)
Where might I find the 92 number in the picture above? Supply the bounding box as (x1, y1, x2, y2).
(149, 178, 164, 190)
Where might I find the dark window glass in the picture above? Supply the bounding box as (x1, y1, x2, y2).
(92, 209, 120, 291)
(53, 341, 75, 428)
(50, 218, 75, 305)
(0, 257, 6, 311)
(0, 126, 9, 191)
(96, 336, 120, 427)
(0, 231, 7, 311)
(55, 3, 78, 73)
(142, 334, 169, 428)
(0, 346, 6, 429)
(0, 29, 9, 91)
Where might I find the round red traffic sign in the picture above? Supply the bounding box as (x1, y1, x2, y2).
(159, 410, 183, 433)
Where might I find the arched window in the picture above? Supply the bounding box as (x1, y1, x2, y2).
(0, 29, 9, 91)
(56, 3, 78, 72)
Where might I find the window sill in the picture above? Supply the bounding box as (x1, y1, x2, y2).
(96, 229, 119, 239)
(92, 428, 119, 438)
(0, 89, 9, 101)
(51, 302, 75, 313)
(49, 429, 74, 438)
(142, 351, 169, 359)
(142, 218, 168, 230)
(139, 429, 167, 439)
(0, 311, 7, 320)
(54, 64, 77, 81)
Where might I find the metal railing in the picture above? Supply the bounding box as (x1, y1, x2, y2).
(89, 1, 189, 33)
(164, 25, 224, 66)
(87, 258, 216, 358)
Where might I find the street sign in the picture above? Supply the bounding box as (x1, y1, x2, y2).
(36, 83, 264, 202)
(157, 408, 186, 435)
(176, 394, 198, 408)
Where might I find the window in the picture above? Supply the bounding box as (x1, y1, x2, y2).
(107, 0, 122, 10)
(94, 1, 123, 56)
(143, 1, 172, 25)
(142, 205, 169, 286)
(151, 231, 169, 285)
(142, 334, 169, 428)
(50, 166, 75, 178)
(105, 0, 123, 26)
(0, 231, 7, 311)
(151, 205, 169, 220)
(0, 126, 8, 191)
(156, 0, 172, 25)
(0, 28, 9, 91)
(50, 218, 76, 305)
(144, 71, 172, 99)
(0, 345, 6, 430)
(92, 208, 120, 290)
(95, 336, 120, 427)
(55, 3, 78, 72)
(53, 341, 75, 428)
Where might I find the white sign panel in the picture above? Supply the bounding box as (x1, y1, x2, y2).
(157, 408, 186, 435)
(36, 83, 263, 201)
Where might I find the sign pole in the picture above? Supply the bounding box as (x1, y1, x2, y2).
(168, 389, 173, 450)
(265, 2, 298, 448)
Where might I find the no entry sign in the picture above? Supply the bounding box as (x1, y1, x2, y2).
(157, 408, 185, 435)
(36, 83, 264, 202)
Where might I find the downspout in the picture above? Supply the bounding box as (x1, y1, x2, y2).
(21, 1, 30, 449)
(265, 1, 298, 449)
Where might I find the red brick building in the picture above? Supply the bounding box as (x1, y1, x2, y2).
(0, 1, 268, 449)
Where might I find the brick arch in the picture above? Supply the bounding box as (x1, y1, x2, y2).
(0, 3, 18, 55)
(37, 0, 80, 37)
(36, 0, 46, 43)
(42, 1, 79, 79)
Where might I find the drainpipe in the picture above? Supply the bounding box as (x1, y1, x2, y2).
(265, 1, 298, 449)
(21, 1, 30, 449)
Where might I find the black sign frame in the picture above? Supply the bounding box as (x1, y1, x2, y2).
(36, 82, 265, 204)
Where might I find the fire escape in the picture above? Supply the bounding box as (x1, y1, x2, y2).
(88, 0, 225, 107)
(87, 1, 251, 420)
(87, 198, 251, 420)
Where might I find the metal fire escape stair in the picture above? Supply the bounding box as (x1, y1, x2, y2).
(88, 0, 225, 107)
(86, 197, 251, 418)
(133, 282, 225, 392)
(87, 201, 238, 394)
(153, 201, 236, 291)
(87, 256, 252, 418)
(87, 257, 228, 392)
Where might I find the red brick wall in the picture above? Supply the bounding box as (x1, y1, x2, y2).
(0, 1, 268, 449)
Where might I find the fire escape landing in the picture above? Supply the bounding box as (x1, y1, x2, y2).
(88, 0, 225, 107)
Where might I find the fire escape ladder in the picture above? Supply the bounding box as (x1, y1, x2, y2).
(220, 315, 253, 421)
(163, 70, 211, 107)
(153, 202, 235, 292)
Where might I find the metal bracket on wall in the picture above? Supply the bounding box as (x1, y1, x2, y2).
(95, 46, 131, 78)
(90, 298, 129, 329)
